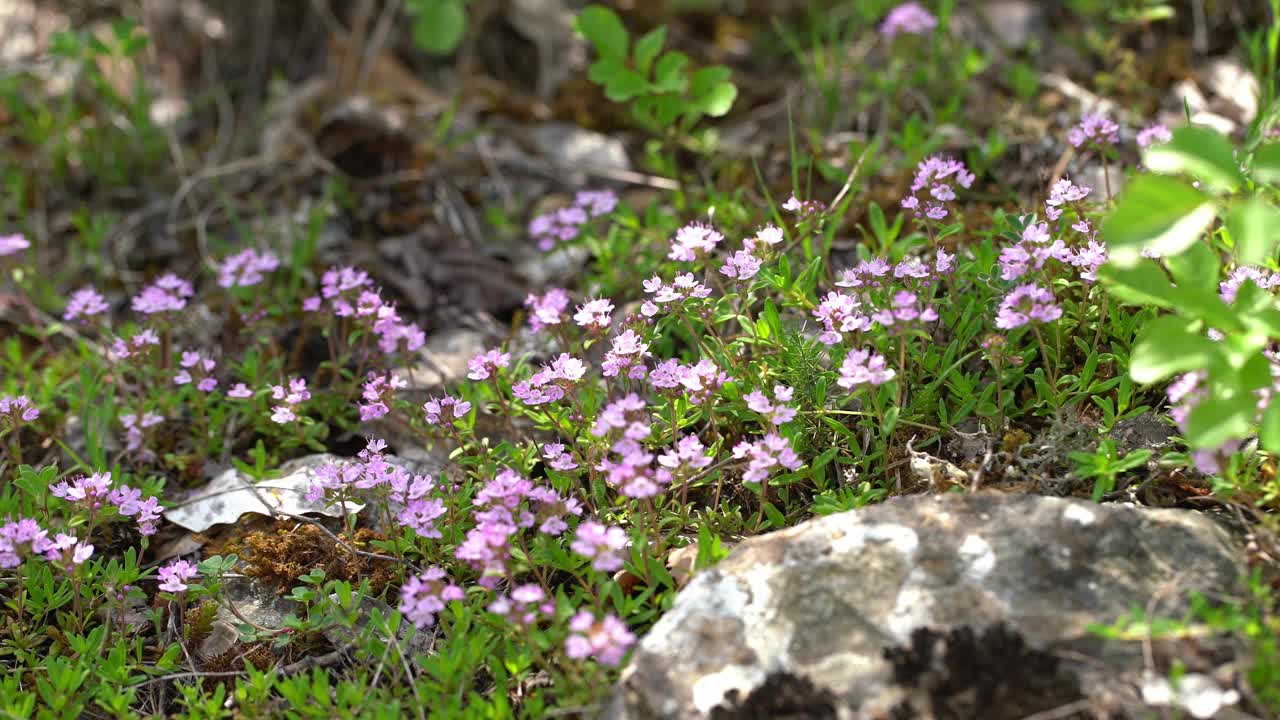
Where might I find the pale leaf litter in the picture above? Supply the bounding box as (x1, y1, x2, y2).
(164, 455, 363, 532)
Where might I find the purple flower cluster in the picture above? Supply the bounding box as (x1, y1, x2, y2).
(901, 156, 975, 222)
(732, 434, 802, 484)
(601, 329, 651, 379)
(174, 350, 218, 392)
(217, 249, 279, 288)
(574, 298, 615, 333)
(0, 395, 38, 427)
(781, 194, 826, 219)
(456, 468, 582, 587)
(837, 348, 896, 389)
(640, 273, 711, 317)
(489, 584, 554, 626)
(157, 559, 199, 593)
(571, 520, 628, 572)
(525, 288, 570, 333)
(51, 471, 162, 536)
(995, 284, 1062, 330)
(528, 190, 618, 251)
(1136, 123, 1172, 148)
(1068, 113, 1119, 149)
(109, 328, 160, 362)
(0, 518, 52, 568)
(1220, 266, 1280, 303)
(0, 518, 93, 570)
(132, 274, 194, 315)
(270, 377, 311, 423)
(63, 286, 109, 322)
(543, 442, 578, 471)
(668, 222, 723, 262)
(658, 433, 714, 477)
(304, 266, 425, 354)
(467, 348, 511, 381)
(880, 2, 937, 39)
(565, 611, 635, 666)
(0, 233, 29, 257)
(399, 566, 464, 628)
(308, 440, 448, 537)
(744, 385, 798, 425)
(120, 411, 164, 459)
(423, 395, 472, 426)
(512, 353, 587, 406)
(359, 371, 406, 421)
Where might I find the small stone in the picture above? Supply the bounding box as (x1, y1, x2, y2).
(532, 123, 631, 174)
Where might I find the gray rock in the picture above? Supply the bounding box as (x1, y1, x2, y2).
(605, 493, 1243, 719)
(532, 123, 631, 174)
(978, 0, 1045, 49)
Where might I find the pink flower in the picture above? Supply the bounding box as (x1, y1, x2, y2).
(423, 395, 472, 425)
(601, 329, 651, 379)
(1068, 113, 1119, 148)
(743, 385, 798, 425)
(571, 520, 628, 572)
(467, 348, 511, 380)
(399, 567, 464, 628)
(0, 517, 53, 568)
(543, 442, 578, 471)
(525, 288, 570, 332)
(565, 611, 635, 666)
(63, 286, 109, 321)
(132, 274, 193, 315)
(814, 292, 870, 345)
(837, 348, 896, 389)
(0, 395, 38, 426)
(217, 249, 279, 288)
(1136, 123, 1172, 148)
(0, 234, 29, 257)
(157, 559, 199, 593)
(720, 250, 762, 280)
(359, 371, 407, 421)
(668, 222, 723, 262)
(901, 156, 974, 222)
(732, 434, 802, 484)
(995, 284, 1062, 330)
(880, 2, 937, 38)
(574, 298, 615, 332)
(269, 377, 310, 424)
(227, 383, 253, 399)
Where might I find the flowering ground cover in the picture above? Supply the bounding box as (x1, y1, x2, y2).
(2, 0, 1280, 717)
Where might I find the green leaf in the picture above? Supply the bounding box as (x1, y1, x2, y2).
(1102, 175, 1217, 266)
(411, 0, 467, 55)
(1185, 393, 1254, 449)
(651, 52, 689, 93)
(1251, 142, 1280, 185)
(1098, 260, 1177, 308)
(696, 81, 737, 117)
(574, 5, 629, 60)
(1260, 399, 1280, 453)
(1143, 126, 1243, 193)
(603, 69, 649, 101)
(1163, 240, 1220, 293)
(633, 26, 666, 75)
(1129, 315, 1219, 384)
(1226, 197, 1280, 266)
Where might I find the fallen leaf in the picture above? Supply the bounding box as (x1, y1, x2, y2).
(163, 455, 363, 532)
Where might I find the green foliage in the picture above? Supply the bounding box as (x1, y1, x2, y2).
(1069, 439, 1152, 501)
(1103, 127, 1280, 452)
(406, 0, 469, 55)
(575, 5, 738, 141)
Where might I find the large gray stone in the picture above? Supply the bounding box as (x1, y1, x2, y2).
(605, 493, 1244, 719)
